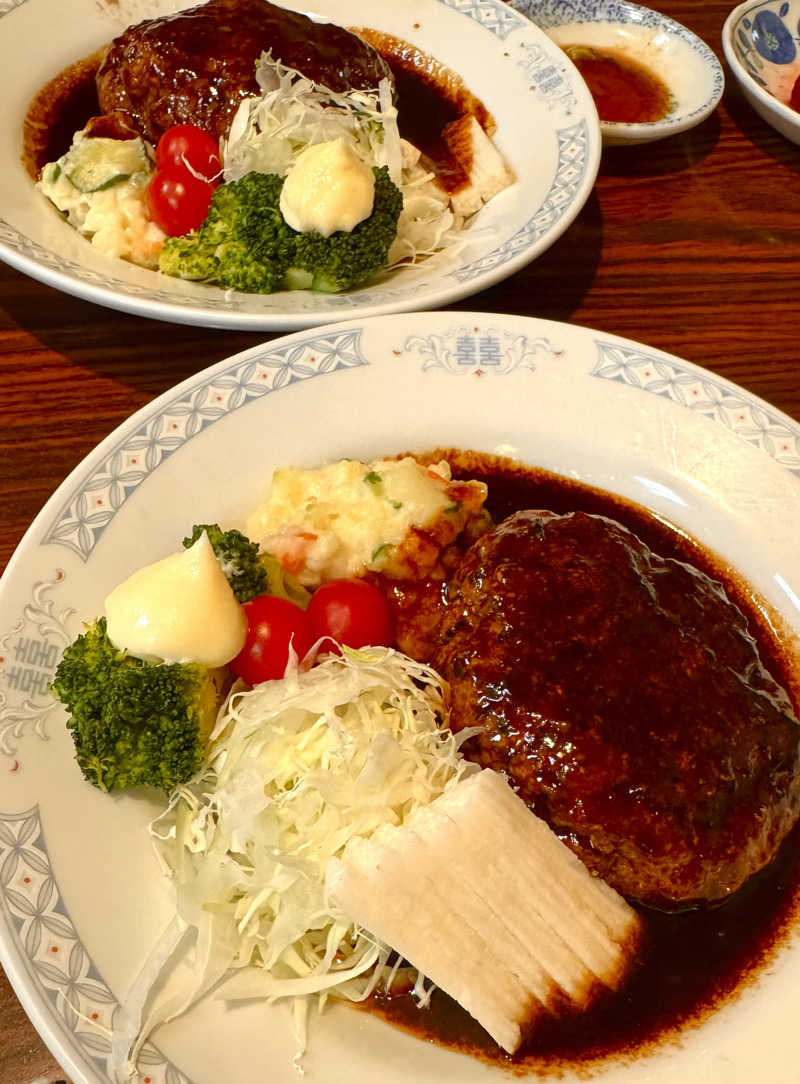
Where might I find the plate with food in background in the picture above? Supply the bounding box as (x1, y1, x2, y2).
(2, 310, 800, 1084)
(0, 0, 600, 330)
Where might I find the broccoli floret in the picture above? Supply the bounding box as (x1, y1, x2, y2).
(159, 172, 296, 293)
(158, 166, 402, 295)
(51, 618, 223, 793)
(183, 523, 267, 603)
(157, 232, 218, 282)
(290, 167, 403, 293)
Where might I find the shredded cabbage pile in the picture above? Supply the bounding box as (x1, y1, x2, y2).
(222, 53, 468, 269)
(111, 648, 478, 1078)
(223, 52, 399, 183)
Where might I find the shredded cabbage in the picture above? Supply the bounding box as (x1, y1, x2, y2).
(222, 52, 469, 270)
(111, 648, 478, 1078)
(223, 52, 394, 183)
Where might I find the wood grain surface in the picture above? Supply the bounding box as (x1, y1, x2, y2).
(2, 2, 800, 1081)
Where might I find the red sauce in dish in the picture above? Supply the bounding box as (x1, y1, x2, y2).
(562, 44, 672, 123)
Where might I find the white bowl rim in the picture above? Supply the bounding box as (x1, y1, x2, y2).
(722, 0, 800, 128)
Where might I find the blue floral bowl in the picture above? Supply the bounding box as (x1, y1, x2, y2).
(723, 0, 800, 144)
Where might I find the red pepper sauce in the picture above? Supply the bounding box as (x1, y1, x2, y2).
(562, 44, 672, 123)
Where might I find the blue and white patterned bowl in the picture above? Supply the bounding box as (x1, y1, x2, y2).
(508, 0, 725, 145)
(723, 0, 800, 144)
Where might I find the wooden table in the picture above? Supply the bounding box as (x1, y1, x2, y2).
(2, 2, 799, 1080)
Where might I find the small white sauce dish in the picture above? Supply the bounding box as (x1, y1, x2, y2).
(723, 0, 800, 145)
(507, 0, 725, 145)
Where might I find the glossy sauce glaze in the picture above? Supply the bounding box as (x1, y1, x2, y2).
(353, 29, 494, 195)
(95, 0, 392, 145)
(373, 450, 800, 1072)
(562, 44, 672, 123)
(23, 0, 392, 167)
(23, 51, 102, 179)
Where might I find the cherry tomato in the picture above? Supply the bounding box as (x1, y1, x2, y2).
(230, 596, 314, 685)
(155, 124, 222, 182)
(147, 168, 216, 236)
(307, 579, 394, 651)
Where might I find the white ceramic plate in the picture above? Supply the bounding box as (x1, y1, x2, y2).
(0, 0, 601, 331)
(3, 311, 800, 1084)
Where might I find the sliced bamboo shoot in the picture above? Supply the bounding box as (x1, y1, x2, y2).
(327, 768, 641, 1054)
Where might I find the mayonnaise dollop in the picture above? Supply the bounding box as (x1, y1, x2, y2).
(104, 532, 247, 666)
(279, 137, 375, 237)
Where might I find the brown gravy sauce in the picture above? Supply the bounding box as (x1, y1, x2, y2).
(365, 449, 800, 1074)
(354, 29, 494, 195)
(23, 50, 103, 180)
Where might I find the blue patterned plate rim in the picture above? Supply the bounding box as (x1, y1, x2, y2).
(2, 310, 800, 1083)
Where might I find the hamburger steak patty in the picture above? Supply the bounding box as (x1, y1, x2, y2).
(434, 509, 800, 909)
(96, 0, 392, 144)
